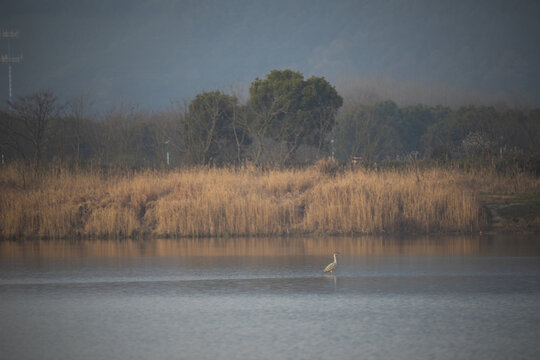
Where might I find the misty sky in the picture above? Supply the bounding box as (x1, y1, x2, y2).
(1, 0, 539, 111)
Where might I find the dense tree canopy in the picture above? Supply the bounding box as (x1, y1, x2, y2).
(248, 70, 343, 164)
(180, 91, 248, 165)
(335, 100, 540, 171)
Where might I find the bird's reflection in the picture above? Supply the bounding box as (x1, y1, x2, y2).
(324, 272, 338, 291)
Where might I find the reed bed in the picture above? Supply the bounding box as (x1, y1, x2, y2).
(1, 163, 539, 239)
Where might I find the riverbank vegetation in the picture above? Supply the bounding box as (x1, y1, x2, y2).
(1, 69, 539, 239)
(1, 162, 539, 239)
(1, 70, 539, 172)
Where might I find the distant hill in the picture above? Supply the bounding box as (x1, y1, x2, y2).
(1, 0, 539, 110)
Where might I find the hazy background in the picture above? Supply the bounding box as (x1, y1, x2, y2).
(1, 0, 539, 111)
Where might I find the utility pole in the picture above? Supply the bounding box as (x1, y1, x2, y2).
(1, 29, 23, 104)
(165, 140, 170, 166)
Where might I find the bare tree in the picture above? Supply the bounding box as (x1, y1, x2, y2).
(1, 91, 62, 170)
(335, 103, 399, 164)
(65, 94, 94, 167)
(149, 108, 183, 167)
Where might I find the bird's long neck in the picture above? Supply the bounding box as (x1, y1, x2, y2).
(333, 254, 337, 264)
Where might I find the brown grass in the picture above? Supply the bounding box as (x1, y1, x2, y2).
(1, 163, 539, 239)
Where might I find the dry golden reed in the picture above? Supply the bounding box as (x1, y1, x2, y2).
(1, 163, 538, 239)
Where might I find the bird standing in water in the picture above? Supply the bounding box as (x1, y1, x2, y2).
(323, 252, 340, 273)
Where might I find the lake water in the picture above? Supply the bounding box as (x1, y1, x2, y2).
(1, 235, 540, 360)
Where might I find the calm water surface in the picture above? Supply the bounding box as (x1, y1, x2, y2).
(1, 235, 540, 360)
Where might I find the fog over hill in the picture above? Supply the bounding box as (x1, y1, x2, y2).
(1, 0, 539, 110)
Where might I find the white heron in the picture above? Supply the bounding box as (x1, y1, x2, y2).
(323, 252, 340, 273)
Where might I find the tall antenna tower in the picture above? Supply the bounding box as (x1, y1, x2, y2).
(1, 29, 23, 104)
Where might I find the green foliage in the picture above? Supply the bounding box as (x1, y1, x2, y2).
(334, 102, 398, 163)
(334, 101, 443, 163)
(180, 91, 249, 165)
(397, 104, 448, 153)
(248, 69, 342, 164)
(334, 101, 540, 170)
(2, 87, 539, 171)
(421, 105, 540, 163)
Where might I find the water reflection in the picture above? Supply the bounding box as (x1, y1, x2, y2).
(1, 234, 539, 259)
(2, 235, 540, 360)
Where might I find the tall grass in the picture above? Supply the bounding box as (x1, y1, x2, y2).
(1, 163, 538, 239)
(302, 169, 480, 233)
